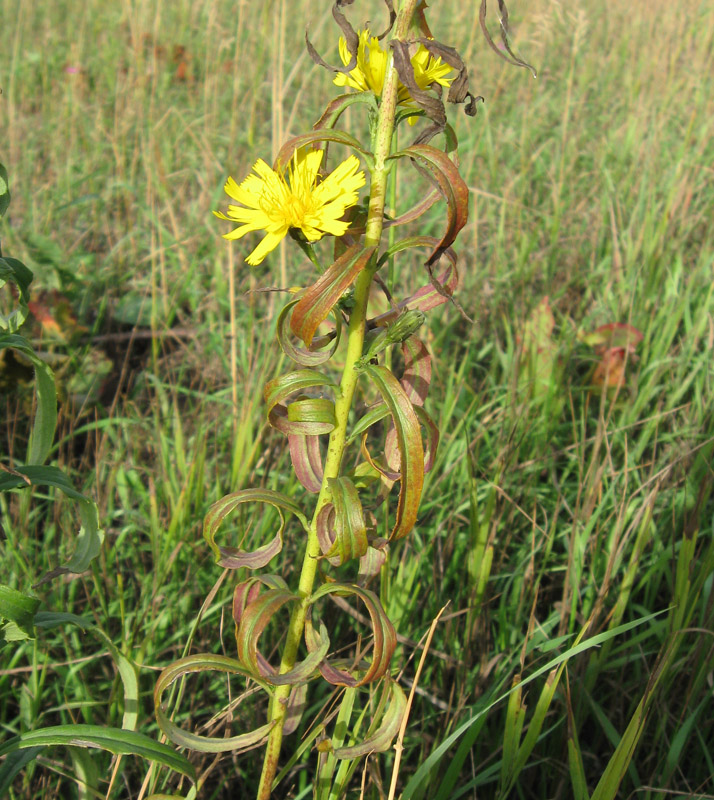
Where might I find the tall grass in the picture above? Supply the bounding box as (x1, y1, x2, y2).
(1, 0, 713, 797)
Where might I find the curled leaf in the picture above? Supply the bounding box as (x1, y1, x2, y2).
(316, 477, 368, 566)
(307, 583, 397, 687)
(479, 0, 537, 76)
(361, 365, 424, 541)
(289, 432, 324, 493)
(264, 369, 337, 436)
(154, 653, 274, 753)
(291, 245, 377, 347)
(334, 677, 406, 758)
(275, 130, 373, 172)
(390, 145, 469, 267)
(277, 299, 342, 367)
(203, 489, 308, 570)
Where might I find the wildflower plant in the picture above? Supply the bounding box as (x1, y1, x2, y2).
(155, 0, 532, 796)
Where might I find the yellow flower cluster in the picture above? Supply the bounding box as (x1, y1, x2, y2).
(334, 30, 454, 105)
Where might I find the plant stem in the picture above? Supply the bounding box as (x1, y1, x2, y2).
(255, 2, 420, 796)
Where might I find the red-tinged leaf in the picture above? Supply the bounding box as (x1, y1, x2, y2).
(288, 432, 324, 493)
(358, 543, 389, 583)
(307, 583, 397, 687)
(264, 369, 336, 436)
(385, 404, 440, 476)
(401, 336, 431, 406)
(283, 683, 307, 736)
(291, 245, 377, 347)
(203, 489, 308, 570)
(235, 582, 331, 685)
(362, 365, 424, 541)
(277, 298, 342, 367)
(233, 574, 288, 626)
(154, 653, 274, 753)
(333, 678, 407, 758)
(580, 322, 643, 353)
(274, 130, 373, 171)
(390, 144, 469, 266)
(375, 236, 460, 313)
(315, 477, 368, 566)
(312, 92, 377, 130)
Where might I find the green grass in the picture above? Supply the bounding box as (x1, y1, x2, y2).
(2, 0, 714, 797)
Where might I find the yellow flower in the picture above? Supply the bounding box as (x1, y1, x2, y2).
(214, 149, 366, 265)
(334, 30, 454, 106)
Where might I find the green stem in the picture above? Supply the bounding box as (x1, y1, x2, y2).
(256, 2, 419, 796)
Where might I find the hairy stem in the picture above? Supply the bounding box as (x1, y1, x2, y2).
(256, 2, 419, 796)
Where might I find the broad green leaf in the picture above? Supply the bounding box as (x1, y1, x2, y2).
(0, 466, 103, 584)
(361, 365, 424, 541)
(0, 334, 57, 466)
(0, 725, 195, 781)
(333, 678, 406, 759)
(0, 584, 40, 641)
(389, 144, 469, 266)
(154, 653, 274, 754)
(277, 298, 341, 367)
(0, 746, 45, 797)
(0, 256, 33, 332)
(315, 477, 368, 566)
(308, 583, 396, 687)
(290, 245, 376, 347)
(0, 162, 10, 218)
(203, 488, 308, 570)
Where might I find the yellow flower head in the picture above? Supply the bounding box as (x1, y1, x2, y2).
(334, 30, 454, 107)
(214, 149, 366, 265)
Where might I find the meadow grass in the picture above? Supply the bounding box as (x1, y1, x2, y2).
(1, 0, 713, 797)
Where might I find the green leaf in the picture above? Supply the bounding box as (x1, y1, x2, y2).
(234, 580, 331, 685)
(0, 746, 45, 797)
(0, 162, 10, 218)
(290, 245, 376, 347)
(154, 653, 274, 754)
(308, 583, 397, 687)
(0, 334, 57, 465)
(0, 465, 104, 584)
(264, 369, 336, 436)
(203, 488, 308, 570)
(0, 725, 195, 781)
(404, 609, 668, 799)
(334, 678, 406, 759)
(0, 585, 40, 641)
(315, 477, 368, 566)
(0, 256, 33, 332)
(361, 365, 424, 541)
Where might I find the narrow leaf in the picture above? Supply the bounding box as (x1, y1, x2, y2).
(362, 365, 424, 541)
(203, 489, 308, 570)
(334, 678, 406, 758)
(291, 245, 376, 347)
(264, 369, 336, 436)
(315, 477, 368, 565)
(155, 654, 274, 754)
(389, 145, 469, 266)
(0, 725, 195, 780)
(275, 130, 373, 170)
(308, 583, 397, 687)
(277, 299, 341, 367)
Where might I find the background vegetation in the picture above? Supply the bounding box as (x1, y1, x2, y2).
(1, 0, 713, 797)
